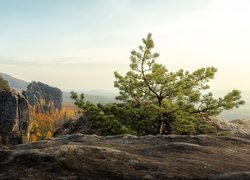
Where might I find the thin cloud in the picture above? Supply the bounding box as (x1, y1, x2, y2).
(0, 57, 127, 69)
(0, 57, 77, 65)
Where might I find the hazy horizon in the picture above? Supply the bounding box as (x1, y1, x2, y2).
(0, 0, 250, 91)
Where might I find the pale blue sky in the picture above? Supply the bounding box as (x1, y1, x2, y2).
(0, 0, 249, 91)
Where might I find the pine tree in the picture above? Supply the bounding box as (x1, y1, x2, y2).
(114, 33, 245, 134)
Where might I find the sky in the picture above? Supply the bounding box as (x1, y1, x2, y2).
(0, 0, 250, 92)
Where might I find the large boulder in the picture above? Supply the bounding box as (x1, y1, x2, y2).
(25, 81, 63, 111)
(53, 117, 96, 137)
(0, 89, 31, 146)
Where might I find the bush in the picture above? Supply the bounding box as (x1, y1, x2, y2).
(217, 131, 231, 137)
(71, 91, 224, 136)
(197, 124, 217, 134)
(171, 118, 197, 135)
(81, 103, 136, 136)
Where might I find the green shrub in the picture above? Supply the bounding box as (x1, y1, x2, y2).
(171, 118, 197, 135)
(217, 131, 231, 137)
(197, 124, 217, 134)
(71, 91, 238, 136)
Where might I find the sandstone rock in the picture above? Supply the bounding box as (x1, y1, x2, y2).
(0, 134, 249, 179)
(211, 172, 250, 180)
(207, 117, 250, 138)
(53, 117, 96, 137)
(0, 89, 31, 146)
(25, 81, 63, 111)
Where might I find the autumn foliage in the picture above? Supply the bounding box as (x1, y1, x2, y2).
(30, 102, 77, 142)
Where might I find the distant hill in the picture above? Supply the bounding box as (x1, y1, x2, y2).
(0, 72, 28, 92)
(216, 90, 250, 120)
(63, 91, 118, 104)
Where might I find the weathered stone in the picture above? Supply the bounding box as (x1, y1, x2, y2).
(0, 134, 249, 179)
(25, 81, 63, 111)
(207, 117, 250, 138)
(53, 116, 96, 136)
(0, 89, 31, 146)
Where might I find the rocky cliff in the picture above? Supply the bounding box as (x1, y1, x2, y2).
(0, 134, 249, 179)
(25, 81, 63, 111)
(0, 89, 31, 146)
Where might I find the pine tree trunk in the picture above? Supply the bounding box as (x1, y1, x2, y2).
(159, 121, 165, 135)
(158, 98, 165, 135)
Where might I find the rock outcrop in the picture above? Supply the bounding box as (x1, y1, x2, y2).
(53, 117, 95, 136)
(207, 117, 250, 139)
(0, 89, 31, 146)
(25, 81, 63, 111)
(0, 134, 249, 179)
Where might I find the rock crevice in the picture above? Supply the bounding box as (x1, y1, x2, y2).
(0, 89, 31, 146)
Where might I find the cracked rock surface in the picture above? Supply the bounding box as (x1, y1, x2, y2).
(0, 134, 250, 179)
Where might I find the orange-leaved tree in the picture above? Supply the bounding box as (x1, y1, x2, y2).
(30, 102, 77, 142)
